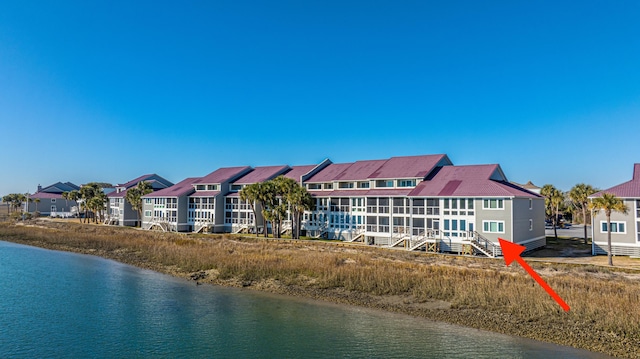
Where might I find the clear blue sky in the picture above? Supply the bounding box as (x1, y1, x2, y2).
(1, 1, 639, 195)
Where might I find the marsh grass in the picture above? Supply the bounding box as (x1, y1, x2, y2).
(1, 221, 639, 357)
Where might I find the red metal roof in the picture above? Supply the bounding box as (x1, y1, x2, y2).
(233, 165, 290, 184)
(309, 188, 414, 197)
(334, 160, 386, 181)
(592, 163, 640, 198)
(369, 154, 448, 179)
(143, 177, 199, 198)
(189, 191, 221, 198)
(195, 167, 251, 184)
(408, 165, 540, 198)
(118, 174, 154, 189)
(282, 165, 317, 183)
(305, 163, 353, 182)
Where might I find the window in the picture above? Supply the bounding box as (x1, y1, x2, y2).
(231, 184, 242, 191)
(357, 181, 370, 189)
(483, 199, 504, 209)
(483, 220, 505, 233)
(207, 185, 218, 191)
(338, 182, 354, 189)
(529, 219, 533, 231)
(529, 198, 533, 210)
(323, 183, 333, 190)
(144, 210, 152, 217)
(397, 179, 416, 187)
(308, 183, 321, 190)
(196, 185, 206, 191)
(375, 180, 394, 188)
(144, 198, 152, 204)
(601, 221, 626, 234)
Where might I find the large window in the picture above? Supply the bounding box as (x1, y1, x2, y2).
(483, 220, 505, 233)
(601, 221, 626, 234)
(483, 199, 504, 209)
(375, 180, 394, 188)
(397, 179, 416, 187)
(357, 181, 370, 189)
(308, 183, 321, 190)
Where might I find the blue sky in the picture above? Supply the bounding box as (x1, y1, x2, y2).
(1, 1, 639, 195)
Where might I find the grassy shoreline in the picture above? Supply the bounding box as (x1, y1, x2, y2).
(1, 220, 639, 358)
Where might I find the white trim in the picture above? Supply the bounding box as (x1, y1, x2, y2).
(482, 198, 504, 210)
(482, 220, 505, 233)
(516, 235, 546, 245)
(600, 221, 627, 234)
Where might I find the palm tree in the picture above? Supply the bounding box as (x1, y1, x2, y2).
(589, 193, 628, 266)
(256, 181, 277, 237)
(125, 181, 153, 227)
(33, 198, 40, 216)
(239, 183, 261, 235)
(66, 190, 81, 222)
(541, 184, 564, 239)
(568, 183, 597, 244)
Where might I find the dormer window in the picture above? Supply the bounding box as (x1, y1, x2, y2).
(397, 179, 416, 187)
(207, 185, 218, 191)
(338, 182, 354, 189)
(308, 183, 321, 190)
(357, 181, 370, 189)
(375, 180, 394, 188)
(231, 184, 242, 191)
(196, 185, 206, 191)
(323, 183, 333, 190)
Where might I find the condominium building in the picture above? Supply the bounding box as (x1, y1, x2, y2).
(107, 174, 173, 226)
(139, 154, 544, 257)
(590, 163, 640, 256)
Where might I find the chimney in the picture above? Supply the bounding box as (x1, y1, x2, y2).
(37, 184, 42, 192)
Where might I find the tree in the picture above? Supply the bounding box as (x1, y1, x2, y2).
(125, 181, 153, 227)
(66, 190, 81, 222)
(273, 176, 314, 239)
(239, 182, 261, 235)
(256, 181, 278, 238)
(568, 183, 598, 244)
(589, 193, 628, 266)
(33, 198, 40, 216)
(80, 183, 102, 223)
(2, 195, 10, 215)
(541, 184, 564, 239)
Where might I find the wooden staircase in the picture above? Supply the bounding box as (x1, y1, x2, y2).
(466, 231, 500, 258)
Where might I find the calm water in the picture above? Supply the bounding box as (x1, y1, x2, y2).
(0, 241, 610, 359)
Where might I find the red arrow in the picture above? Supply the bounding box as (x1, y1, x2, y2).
(498, 238, 570, 312)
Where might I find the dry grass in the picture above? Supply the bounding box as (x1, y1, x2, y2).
(1, 220, 639, 357)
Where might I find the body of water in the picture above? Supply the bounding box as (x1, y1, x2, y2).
(0, 240, 610, 358)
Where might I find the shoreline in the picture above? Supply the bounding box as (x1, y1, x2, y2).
(1, 220, 638, 358)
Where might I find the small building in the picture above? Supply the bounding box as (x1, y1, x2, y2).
(589, 164, 640, 257)
(107, 174, 174, 226)
(28, 182, 80, 217)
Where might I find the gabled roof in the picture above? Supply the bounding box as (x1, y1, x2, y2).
(309, 188, 414, 197)
(232, 165, 290, 185)
(334, 160, 387, 181)
(30, 192, 66, 199)
(282, 165, 318, 183)
(195, 166, 252, 185)
(369, 154, 450, 179)
(591, 163, 640, 198)
(408, 164, 540, 198)
(305, 163, 354, 182)
(117, 174, 173, 190)
(304, 154, 451, 183)
(143, 177, 200, 198)
(189, 191, 221, 198)
(38, 182, 80, 194)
